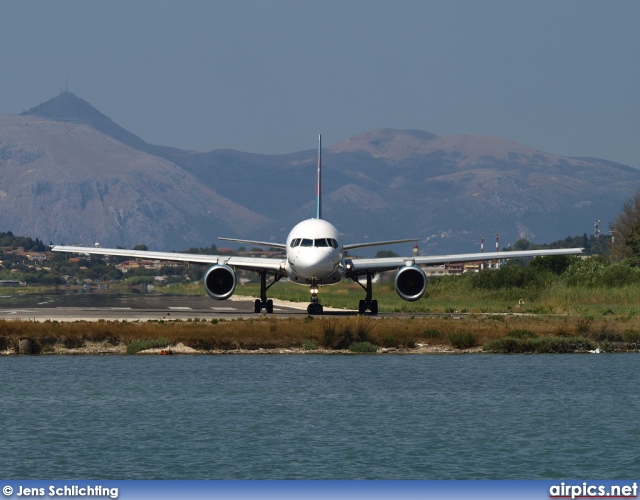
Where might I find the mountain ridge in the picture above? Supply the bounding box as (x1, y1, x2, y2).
(3, 92, 639, 253)
(0, 110, 269, 249)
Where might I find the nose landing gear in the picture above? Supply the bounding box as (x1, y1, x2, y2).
(306, 284, 324, 314)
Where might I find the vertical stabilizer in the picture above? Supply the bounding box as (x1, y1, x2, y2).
(316, 134, 322, 219)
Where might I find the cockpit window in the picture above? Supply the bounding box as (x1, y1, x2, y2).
(291, 237, 339, 248)
(314, 238, 339, 248)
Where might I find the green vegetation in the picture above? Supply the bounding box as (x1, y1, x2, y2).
(483, 335, 595, 353)
(321, 317, 374, 349)
(0, 231, 47, 252)
(349, 341, 378, 353)
(126, 338, 169, 355)
(301, 339, 318, 351)
(234, 255, 640, 316)
(449, 332, 479, 350)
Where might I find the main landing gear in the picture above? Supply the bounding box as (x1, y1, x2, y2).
(351, 271, 378, 315)
(307, 283, 324, 315)
(254, 270, 281, 314)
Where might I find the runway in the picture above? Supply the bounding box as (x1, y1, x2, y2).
(0, 292, 359, 321)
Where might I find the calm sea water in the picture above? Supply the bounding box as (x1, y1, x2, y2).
(1, 354, 638, 479)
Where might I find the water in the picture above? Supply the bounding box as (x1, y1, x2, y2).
(1, 354, 638, 479)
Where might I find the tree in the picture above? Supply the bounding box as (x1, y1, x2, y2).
(610, 190, 640, 263)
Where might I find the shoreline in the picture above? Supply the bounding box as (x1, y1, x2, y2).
(2, 308, 639, 355)
(1, 339, 481, 356)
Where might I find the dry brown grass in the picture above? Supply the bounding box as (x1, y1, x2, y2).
(4, 313, 640, 354)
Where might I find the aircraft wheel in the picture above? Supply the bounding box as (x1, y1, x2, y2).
(370, 300, 378, 315)
(307, 303, 323, 315)
(254, 299, 262, 313)
(358, 300, 366, 315)
(266, 299, 274, 314)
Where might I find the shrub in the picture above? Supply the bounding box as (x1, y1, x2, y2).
(449, 331, 478, 349)
(126, 338, 169, 355)
(483, 335, 595, 353)
(623, 330, 640, 343)
(469, 265, 548, 290)
(301, 339, 318, 351)
(590, 331, 624, 343)
(382, 335, 399, 348)
(381, 333, 417, 348)
(349, 342, 378, 353)
(529, 255, 575, 275)
(483, 337, 533, 353)
(125, 276, 155, 285)
(575, 319, 593, 335)
(534, 336, 594, 353)
(322, 318, 373, 349)
(506, 329, 538, 339)
(598, 264, 640, 287)
(63, 337, 85, 349)
(321, 320, 339, 348)
(423, 329, 443, 339)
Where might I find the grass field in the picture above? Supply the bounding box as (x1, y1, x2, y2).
(232, 276, 640, 318)
(3, 271, 640, 354)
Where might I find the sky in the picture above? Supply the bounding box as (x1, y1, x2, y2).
(1, 0, 639, 167)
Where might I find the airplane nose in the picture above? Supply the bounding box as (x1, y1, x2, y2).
(295, 250, 336, 279)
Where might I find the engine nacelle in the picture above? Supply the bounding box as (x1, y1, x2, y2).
(394, 265, 427, 302)
(204, 264, 237, 300)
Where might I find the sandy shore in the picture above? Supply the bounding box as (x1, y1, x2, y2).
(1, 340, 482, 355)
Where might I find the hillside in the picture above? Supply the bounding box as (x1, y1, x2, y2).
(3, 91, 638, 253)
(0, 109, 268, 249)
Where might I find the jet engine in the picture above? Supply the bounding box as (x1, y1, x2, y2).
(204, 264, 237, 300)
(394, 265, 427, 302)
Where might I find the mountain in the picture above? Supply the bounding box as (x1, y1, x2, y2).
(1, 94, 268, 249)
(2, 91, 639, 253)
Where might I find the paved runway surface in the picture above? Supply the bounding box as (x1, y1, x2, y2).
(0, 292, 361, 321)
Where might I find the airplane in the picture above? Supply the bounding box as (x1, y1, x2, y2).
(51, 135, 583, 315)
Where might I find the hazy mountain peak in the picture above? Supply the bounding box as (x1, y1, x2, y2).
(330, 127, 591, 167)
(329, 128, 438, 161)
(22, 91, 105, 123)
(21, 91, 156, 153)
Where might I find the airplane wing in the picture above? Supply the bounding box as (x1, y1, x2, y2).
(344, 238, 419, 251)
(49, 245, 286, 273)
(346, 248, 584, 275)
(218, 237, 287, 249)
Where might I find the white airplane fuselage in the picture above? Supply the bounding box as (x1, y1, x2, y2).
(284, 218, 344, 285)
